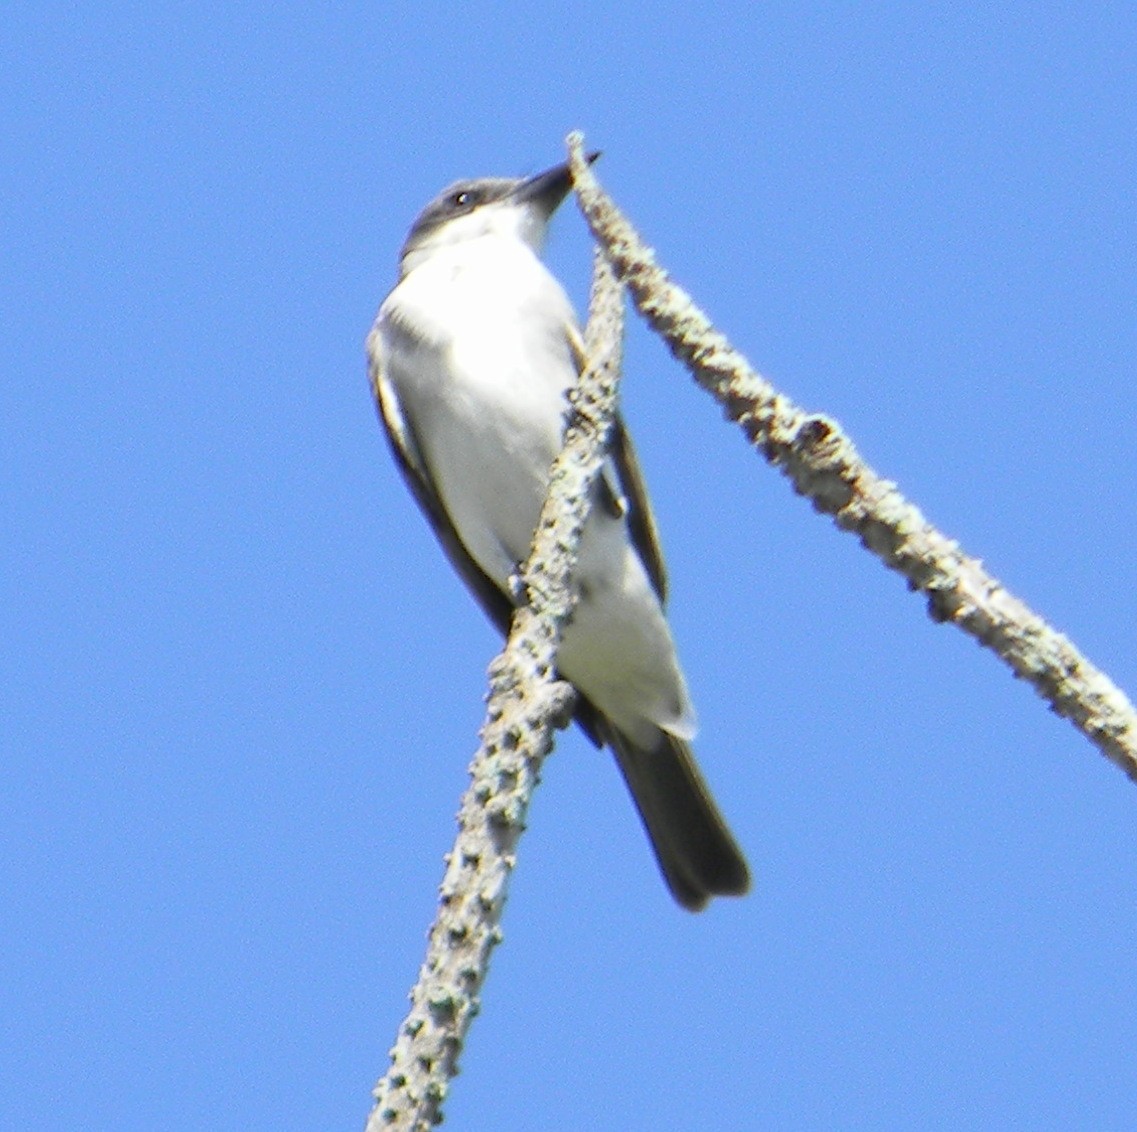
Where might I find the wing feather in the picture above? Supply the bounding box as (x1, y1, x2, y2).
(565, 323, 668, 603)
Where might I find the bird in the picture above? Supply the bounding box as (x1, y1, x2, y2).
(366, 156, 749, 910)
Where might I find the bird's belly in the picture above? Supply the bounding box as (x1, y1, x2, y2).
(381, 278, 696, 742)
(418, 354, 563, 587)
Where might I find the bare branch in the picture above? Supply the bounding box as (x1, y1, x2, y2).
(565, 130, 1137, 783)
(367, 252, 625, 1130)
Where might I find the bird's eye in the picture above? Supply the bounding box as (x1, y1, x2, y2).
(452, 190, 471, 208)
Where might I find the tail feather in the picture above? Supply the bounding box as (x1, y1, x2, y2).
(605, 726, 750, 911)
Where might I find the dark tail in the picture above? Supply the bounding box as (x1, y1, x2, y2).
(605, 726, 750, 911)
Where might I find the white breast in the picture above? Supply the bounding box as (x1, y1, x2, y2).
(379, 234, 579, 585)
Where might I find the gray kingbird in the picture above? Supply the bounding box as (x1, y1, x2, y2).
(367, 157, 749, 910)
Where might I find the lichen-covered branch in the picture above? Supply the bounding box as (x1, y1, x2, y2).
(565, 130, 1137, 783)
(366, 252, 625, 1131)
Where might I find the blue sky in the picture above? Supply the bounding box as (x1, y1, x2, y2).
(5, 4, 1136, 1129)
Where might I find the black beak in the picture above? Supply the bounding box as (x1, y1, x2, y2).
(513, 151, 601, 216)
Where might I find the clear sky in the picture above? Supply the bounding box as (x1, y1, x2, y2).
(5, 4, 1136, 1129)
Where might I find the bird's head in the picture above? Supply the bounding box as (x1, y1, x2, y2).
(397, 153, 599, 276)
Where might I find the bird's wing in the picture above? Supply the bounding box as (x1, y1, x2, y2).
(368, 327, 515, 638)
(566, 324, 669, 605)
(608, 419, 668, 604)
